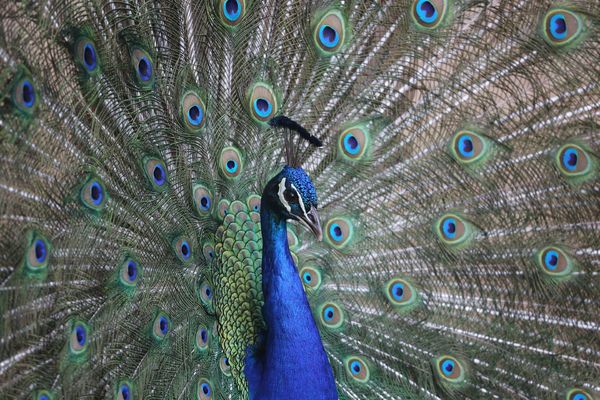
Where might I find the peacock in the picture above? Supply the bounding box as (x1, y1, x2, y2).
(1, 0, 599, 398)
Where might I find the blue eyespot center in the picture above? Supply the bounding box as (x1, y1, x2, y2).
(188, 105, 203, 126)
(392, 283, 404, 300)
(319, 25, 339, 48)
(417, 0, 438, 23)
(343, 134, 360, 154)
(35, 239, 46, 263)
(209, 251, 214, 259)
(563, 148, 578, 171)
(127, 261, 137, 280)
(22, 81, 34, 108)
(351, 360, 361, 374)
(224, 357, 229, 367)
(75, 326, 86, 346)
(138, 57, 152, 81)
(201, 329, 207, 342)
(330, 223, 343, 241)
(254, 98, 272, 118)
(545, 250, 559, 270)
(573, 394, 587, 400)
(40, 396, 49, 400)
(324, 306, 334, 321)
(90, 181, 103, 205)
(303, 272, 312, 283)
(442, 219, 456, 238)
(226, 159, 238, 173)
(224, 0, 241, 21)
(153, 164, 165, 185)
(200, 196, 211, 210)
(442, 359, 455, 375)
(253, 205, 259, 211)
(201, 383, 211, 395)
(550, 14, 567, 39)
(205, 286, 212, 299)
(121, 385, 130, 400)
(159, 316, 168, 334)
(181, 241, 190, 258)
(84, 44, 96, 70)
(458, 135, 474, 157)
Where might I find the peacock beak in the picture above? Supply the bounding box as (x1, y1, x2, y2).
(296, 207, 323, 242)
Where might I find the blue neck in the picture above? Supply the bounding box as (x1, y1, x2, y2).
(244, 206, 337, 400)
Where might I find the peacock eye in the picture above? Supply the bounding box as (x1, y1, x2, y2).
(220, 355, 231, 375)
(435, 214, 471, 246)
(450, 131, 488, 164)
(246, 194, 261, 213)
(194, 185, 213, 215)
(75, 37, 99, 75)
(197, 326, 209, 349)
(321, 302, 343, 328)
(346, 357, 370, 382)
(315, 10, 345, 54)
(249, 83, 277, 123)
(220, 147, 243, 179)
(174, 237, 192, 262)
(434, 356, 465, 382)
(118, 383, 131, 400)
(283, 188, 298, 204)
(27, 233, 50, 272)
(200, 282, 213, 304)
(219, 0, 245, 27)
(412, 0, 448, 30)
(144, 158, 168, 191)
(182, 92, 206, 131)
(300, 267, 322, 289)
(70, 322, 88, 353)
(324, 217, 354, 249)
(544, 9, 583, 47)
(557, 144, 593, 179)
(567, 389, 592, 400)
(12, 74, 38, 114)
(121, 258, 139, 285)
(198, 380, 213, 400)
(385, 278, 418, 307)
(153, 313, 170, 340)
(538, 246, 573, 277)
(35, 391, 52, 400)
(131, 48, 154, 87)
(82, 177, 107, 211)
(339, 127, 368, 160)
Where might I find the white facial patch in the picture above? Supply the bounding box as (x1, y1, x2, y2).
(291, 183, 309, 220)
(278, 178, 291, 213)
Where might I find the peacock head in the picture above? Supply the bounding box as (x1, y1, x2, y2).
(262, 166, 322, 241)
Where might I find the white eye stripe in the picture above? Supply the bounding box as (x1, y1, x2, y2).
(278, 178, 291, 212)
(291, 183, 308, 219)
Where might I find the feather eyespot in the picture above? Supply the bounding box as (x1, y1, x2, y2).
(435, 214, 471, 246)
(219, 0, 245, 27)
(556, 144, 594, 180)
(321, 302, 343, 328)
(198, 379, 213, 400)
(217, 199, 231, 219)
(120, 258, 139, 286)
(117, 382, 132, 400)
(300, 267, 321, 289)
(26, 233, 50, 272)
(70, 322, 88, 353)
(249, 83, 277, 123)
(194, 185, 213, 215)
(538, 246, 573, 276)
(153, 312, 170, 340)
(12, 73, 38, 114)
(200, 282, 213, 304)
(220, 355, 231, 376)
(346, 357, 370, 382)
(144, 158, 168, 191)
(75, 38, 99, 75)
(81, 177, 107, 211)
(246, 194, 261, 213)
(434, 356, 465, 383)
(220, 147, 243, 179)
(131, 48, 154, 86)
(174, 237, 192, 262)
(315, 11, 345, 54)
(412, 0, 448, 29)
(324, 217, 353, 249)
(182, 92, 206, 131)
(544, 9, 584, 47)
(339, 127, 368, 160)
(385, 279, 417, 307)
(451, 131, 488, 164)
(196, 325, 209, 349)
(35, 391, 53, 400)
(567, 389, 593, 400)
(203, 243, 215, 263)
